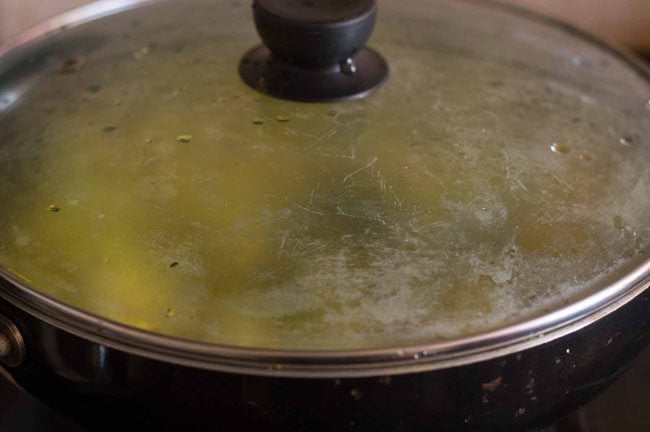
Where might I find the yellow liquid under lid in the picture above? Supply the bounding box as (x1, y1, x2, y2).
(0, 0, 648, 349)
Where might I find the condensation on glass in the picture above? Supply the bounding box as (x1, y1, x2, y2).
(0, 0, 648, 349)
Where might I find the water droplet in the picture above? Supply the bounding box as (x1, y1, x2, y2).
(252, 119, 264, 125)
(165, 307, 175, 317)
(176, 135, 193, 143)
(619, 135, 633, 146)
(47, 204, 61, 213)
(275, 114, 290, 123)
(550, 142, 569, 154)
(341, 58, 357, 76)
(571, 56, 585, 66)
(413, 353, 420, 360)
(133, 45, 152, 59)
(579, 152, 593, 161)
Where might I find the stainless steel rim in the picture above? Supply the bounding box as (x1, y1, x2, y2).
(0, 0, 649, 378)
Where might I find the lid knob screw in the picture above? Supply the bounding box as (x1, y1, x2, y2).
(341, 58, 358, 76)
(239, 0, 388, 102)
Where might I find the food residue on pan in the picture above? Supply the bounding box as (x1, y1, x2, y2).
(60, 56, 85, 73)
(350, 389, 362, 401)
(482, 376, 502, 392)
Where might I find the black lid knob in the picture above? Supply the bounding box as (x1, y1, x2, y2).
(239, 0, 388, 102)
(253, 0, 376, 67)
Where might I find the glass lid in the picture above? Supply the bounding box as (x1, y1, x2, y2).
(0, 0, 648, 351)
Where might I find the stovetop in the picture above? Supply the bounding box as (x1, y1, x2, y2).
(0, 346, 648, 431)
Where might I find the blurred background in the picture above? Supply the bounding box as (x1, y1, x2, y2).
(1, 0, 649, 54)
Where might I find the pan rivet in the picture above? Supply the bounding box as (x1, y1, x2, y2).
(0, 334, 11, 357)
(0, 315, 25, 367)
